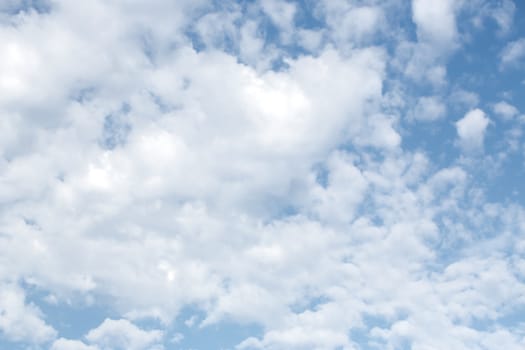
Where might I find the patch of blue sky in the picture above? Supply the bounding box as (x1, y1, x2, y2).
(24, 292, 264, 350)
(0, 338, 29, 350)
(185, 28, 208, 53)
(400, 9, 525, 204)
(24, 286, 118, 340)
(496, 304, 525, 329)
(163, 307, 263, 350)
(312, 161, 330, 188)
(449, 15, 523, 106)
(138, 29, 157, 65)
(0, 0, 52, 15)
(289, 294, 331, 314)
(148, 90, 179, 114)
(100, 104, 132, 151)
(350, 314, 398, 350)
(293, 0, 324, 30)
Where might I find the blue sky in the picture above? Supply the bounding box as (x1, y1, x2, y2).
(0, 0, 525, 349)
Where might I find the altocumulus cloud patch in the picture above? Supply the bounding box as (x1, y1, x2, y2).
(1, 0, 525, 349)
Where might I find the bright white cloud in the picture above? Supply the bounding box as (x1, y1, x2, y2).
(456, 108, 490, 152)
(412, 0, 458, 49)
(1, 1, 525, 350)
(0, 284, 56, 344)
(401, 0, 465, 86)
(318, 1, 384, 49)
(85, 319, 163, 350)
(51, 338, 99, 350)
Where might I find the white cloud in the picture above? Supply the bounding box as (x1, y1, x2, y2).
(338, 6, 384, 44)
(239, 20, 273, 69)
(354, 114, 401, 149)
(412, 0, 458, 49)
(456, 109, 490, 152)
(1, 2, 525, 350)
(489, 0, 516, 34)
(297, 28, 323, 52)
(317, 1, 384, 49)
(85, 319, 163, 350)
(260, 0, 297, 44)
(309, 151, 368, 224)
(395, 41, 448, 87)
(450, 89, 479, 109)
(501, 38, 525, 68)
(493, 101, 519, 120)
(238, 328, 352, 350)
(398, 0, 465, 86)
(170, 332, 184, 344)
(193, 8, 241, 51)
(0, 284, 56, 344)
(468, 0, 516, 35)
(411, 96, 447, 122)
(51, 338, 98, 350)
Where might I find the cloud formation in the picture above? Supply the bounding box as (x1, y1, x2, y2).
(1, 1, 525, 349)
(456, 109, 490, 152)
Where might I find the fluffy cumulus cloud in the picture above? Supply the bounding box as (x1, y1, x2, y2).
(412, 0, 458, 48)
(0, 284, 56, 344)
(51, 319, 163, 350)
(456, 109, 490, 152)
(1, 1, 525, 349)
(51, 339, 98, 350)
(85, 319, 163, 350)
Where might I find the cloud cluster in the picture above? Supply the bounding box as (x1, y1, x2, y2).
(1, 0, 524, 349)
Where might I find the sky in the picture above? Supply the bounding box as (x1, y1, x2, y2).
(0, 0, 525, 349)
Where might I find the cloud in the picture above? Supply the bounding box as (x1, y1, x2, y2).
(317, 1, 385, 49)
(238, 328, 352, 350)
(488, 0, 516, 34)
(85, 319, 163, 350)
(51, 338, 98, 350)
(500, 38, 525, 68)
(493, 101, 519, 120)
(1, 1, 525, 350)
(456, 108, 490, 152)
(396, 0, 462, 87)
(260, 0, 297, 44)
(296, 28, 324, 52)
(308, 151, 368, 224)
(0, 284, 56, 344)
(468, 0, 516, 35)
(412, 0, 458, 49)
(450, 89, 479, 109)
(411, 96, 447, 122)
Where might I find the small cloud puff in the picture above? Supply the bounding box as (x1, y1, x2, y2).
(500, 38, 525, 69)
(455, 108, 490, 152)
(493, 101, 519, 120)
(85, 319, 163, 350)
(411, 96, 447, 122)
